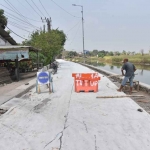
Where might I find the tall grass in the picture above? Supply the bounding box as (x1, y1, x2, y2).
(104, 55, 150, 64)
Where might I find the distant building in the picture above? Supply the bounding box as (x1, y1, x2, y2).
(0, 26, 17, 46)
(83, 50, 90, 54)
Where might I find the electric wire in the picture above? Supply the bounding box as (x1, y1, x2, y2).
(8, 20, 32, 29)
(39, 0, 50, 17)
(8, 22, 32, 33)
(50, 0, 80, 18)
(69, 22, 81, 45)
(3, 0, 40, 29)
(0, 3, 42, 22)
(16, 0, 35, 15)
(66, 20, 81, 33)
(5, 11, 36, 29)
(4, 0, 32, 25)
(6, 26, 27, 40)
(25, 0, 42, 18)
(31, 0, 45, 17)
(5, 14, 38, 29)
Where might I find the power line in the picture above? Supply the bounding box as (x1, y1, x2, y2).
(25, 0, 42, 18)
(8, 20, 32, 29)
(66, 20, 81, 33)
(0, 4, 42, 22)
(8, 22, 32, 33)
(4, 0, 32, 25)
(6, 26, 27, 40)
(69, 22, 81, 45)
(3, 0, 40, 29)
(39, 0, 50, 17)
(50, 0, 81, 18)
(16, 0, 34, 13)
(31, 0, 45, 17)
(5, 14, 38, 29)
(5, 11, 36, 28)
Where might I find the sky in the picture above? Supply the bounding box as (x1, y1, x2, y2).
(1, 0, 150, 53)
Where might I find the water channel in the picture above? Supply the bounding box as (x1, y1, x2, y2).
(85, 61, 150, 85)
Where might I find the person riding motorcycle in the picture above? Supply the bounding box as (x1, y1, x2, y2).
(51, 60, 58, 74)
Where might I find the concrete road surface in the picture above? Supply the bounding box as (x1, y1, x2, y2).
(0, 60, 150, 150)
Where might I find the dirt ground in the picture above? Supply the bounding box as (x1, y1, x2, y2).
(110, 78, 150, 114)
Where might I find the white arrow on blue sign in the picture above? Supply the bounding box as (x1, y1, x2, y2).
(37, 71, 50, 85)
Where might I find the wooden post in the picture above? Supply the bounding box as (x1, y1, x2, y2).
(15, 55, 20, 81)
(37, 51, 39, 70)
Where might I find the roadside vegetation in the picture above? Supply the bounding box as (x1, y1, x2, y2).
(22, 30, 66, 65)
(64, 49, 150, 65)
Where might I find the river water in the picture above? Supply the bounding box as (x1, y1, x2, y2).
(85, 61, 150, 85)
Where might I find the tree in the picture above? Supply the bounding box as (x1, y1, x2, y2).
(0, 9, 7, 29)
(108, 51, 114, 56)
(114, 51, 120, 56)
(122, 50, 126, 55)
(98, 53, 105, 58)
(67, 51, 78, 58)
(140, 49, 144, 56)
(92, 49, 98, 56)
(131, 51, 135, 55)
(22, 29, 66, 64)
(127, 51, 131, 55)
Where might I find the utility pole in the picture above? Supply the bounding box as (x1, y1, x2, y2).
(81, 6, 85, 60)
(72, 4, 85, 62)
(43, 24, 45, 33)
(46, 17, 51, 32)
(41, 17, 46, 32)
(41, 17, 52, 32)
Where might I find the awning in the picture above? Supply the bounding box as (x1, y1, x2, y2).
(0, 46, 41, 60)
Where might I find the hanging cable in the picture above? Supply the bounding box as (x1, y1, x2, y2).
(3, 0, 41, 29)
(0, 4, 42, 22)
(17, 0, 36, 16)
(8, 22, 32, 33)
(39, 0, 50, 17)
(6, 26, 27, 40)
(0, 3, 42, 22)
(5, 11, 38, 28)
(50, 0, 81, 18)
(5, 14, 39, 29)
(31, 0, 45, 17)
(66, 20, 81, 33)
(4, 0, 33, 25)
(25, 0, 42, 18)
(8, 20, 32, 29)
(69, 22, 81, 45)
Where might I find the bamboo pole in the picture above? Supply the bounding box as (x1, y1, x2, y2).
(96, 95, 144, 98)
(107, 73, 138, 78)
(107, 74, 122, 78)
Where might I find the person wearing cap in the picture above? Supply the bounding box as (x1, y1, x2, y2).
(117, 59, 136, 94)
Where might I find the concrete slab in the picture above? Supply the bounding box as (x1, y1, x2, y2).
(0, 60, 150, 150)
(0, 78, 36, 105)
(0, 96, 13, 105)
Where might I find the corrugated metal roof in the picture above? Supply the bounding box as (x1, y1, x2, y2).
(0, 45, 41, 52)
(0, 26, 17, 45)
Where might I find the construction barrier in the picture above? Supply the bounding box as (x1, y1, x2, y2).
(72, 73, 101, 92)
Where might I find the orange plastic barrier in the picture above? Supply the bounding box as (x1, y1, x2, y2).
(72, 73, 101, 92)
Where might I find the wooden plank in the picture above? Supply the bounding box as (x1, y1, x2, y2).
(96, 95, 145, 98)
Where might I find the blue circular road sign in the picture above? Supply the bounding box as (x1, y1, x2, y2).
(38, 72, 49, 84)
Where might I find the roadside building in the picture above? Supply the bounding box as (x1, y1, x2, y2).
(0, 26, 17, 46)
(0, 27, 41, 84)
